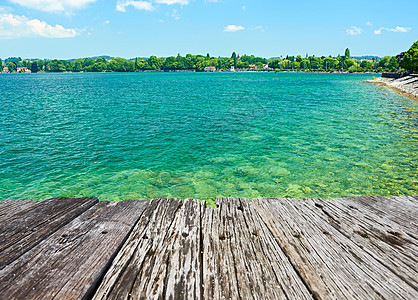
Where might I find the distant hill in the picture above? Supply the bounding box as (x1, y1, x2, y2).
(66, 55, 114, 62)
(90, 55, 114, 61)
(352, 56, 381, 61)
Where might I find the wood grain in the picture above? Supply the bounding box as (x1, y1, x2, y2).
(0, 200, 148, 300)
(251, 197, 418, 299)
(0, 200, 39, 222)
(202, 197, 313, 300)
(0, 196, 416, 299)
(93, 198, 193, 300)
(0, 197, 98, 269)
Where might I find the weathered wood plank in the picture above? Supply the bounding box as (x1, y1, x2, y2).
(0, 200, 39, 222)
(93, 198, 202, 300)
(339, 196, 418, 238)
(201, 200, 240, 299)
(251, 197, 418, 299)
(0, 196, 415, 299)
(0, 197, 98, 269)
(162, 198, 202, 299)
(202, 197, 313, 299)
(0, 200, 148, 300)
(313, 196, 418, 291)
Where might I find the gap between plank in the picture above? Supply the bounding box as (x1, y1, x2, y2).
(82, 201, 149, 300)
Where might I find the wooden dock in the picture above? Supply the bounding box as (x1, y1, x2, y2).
(0, 196, 416, 299)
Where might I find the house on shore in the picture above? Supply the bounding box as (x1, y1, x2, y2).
(2, 67, 9, 73)
(360, 59, 374, 63)
(204, 66, 216, 72)
(17, 67, 31, 73)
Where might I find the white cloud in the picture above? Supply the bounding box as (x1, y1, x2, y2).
(171, 9, 180, 20)
(224, 24, 245, 32)
(116, 0, 189, 12)
(346, 26, 362, 35)
(155, 0, 189, 4)
(366, 21, 373, 26)
(105, 20, 110, 24)
(0, 13, 77, 38)
(374, 26, 411, 34)
(242, 5, 246, 11)
(116, 0, 154, 12)
(9, 0, 96, 12)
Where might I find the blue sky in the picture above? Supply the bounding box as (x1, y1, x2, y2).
(0, 0, 417, 59)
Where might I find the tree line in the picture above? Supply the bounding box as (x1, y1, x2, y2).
(1, 41, 417, 74)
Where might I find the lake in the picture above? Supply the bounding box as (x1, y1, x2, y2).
(1, 72, 417, 205)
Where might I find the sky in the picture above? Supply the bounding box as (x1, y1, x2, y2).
(0, 0, 417, 59)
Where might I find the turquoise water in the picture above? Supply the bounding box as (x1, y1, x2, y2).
(0, 72, 417, 205)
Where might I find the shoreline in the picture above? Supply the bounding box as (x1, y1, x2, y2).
(2, 69, 380, 74)
(363, 75, 418, 101)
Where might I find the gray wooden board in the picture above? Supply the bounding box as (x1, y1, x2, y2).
(0, 200, 148, 300)
(93, 198, 202, 300)
(0, 200, 39, 222)
(339, 196, 418, 239)
(0, 197, 98, 269)
(251, 197, 418, 299)
(313, 196, 418, 291)
(1, 196, 416, 299)
(202, 197, 313, 300)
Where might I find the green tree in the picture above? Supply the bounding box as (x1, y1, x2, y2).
(72, 59, 84, 72)
(83, 58, 95, 71)
(36, 60, 45, 72)
(163, 56, 177, 70)
(109, 57, 128, 72)
(378, 56, 398, 71)
(360, 60, 373, 71)
(387, 57, 398, 71)
(301, 59, 310, 70)
(92, 62, 106, 72)
(348, 65, 357, 73)
(345, 48, 350, 59)
(268, 59, 280, 69)
(5, 57, 21, 64)
(136, 59, 150, 70)
(237, 60, 249, 69)
(195, 57, 206, 72)
(401, 40, 418, 73)
(49, 60, 66, 72)
(323, 57, 339, 71)
(344, 58, 357, 70)
(126, 61, 135, 72)
(8, 62, 17, 72)
(31, 61, 39, 73)
(147, 56, 162, 70)
(231, 52, 237, 68)
(309, 56, 320, 70)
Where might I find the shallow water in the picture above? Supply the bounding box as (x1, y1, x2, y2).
(1, 72, 417, 206)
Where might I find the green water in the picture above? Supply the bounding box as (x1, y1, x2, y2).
(0, 72, 417, 205)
